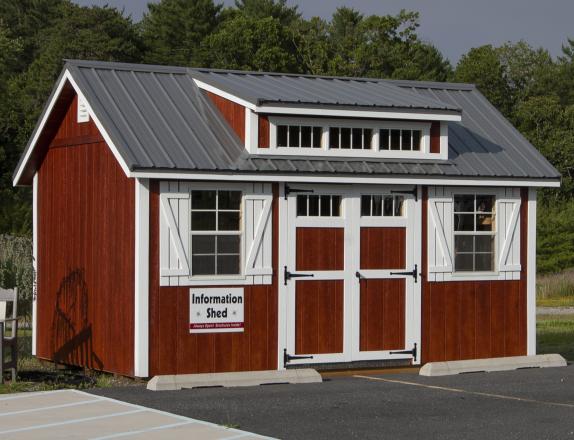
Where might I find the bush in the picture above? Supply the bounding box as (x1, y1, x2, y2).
(0, 234, 33, 323)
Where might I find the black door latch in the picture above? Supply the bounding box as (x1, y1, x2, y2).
(390, 264, 418, 283)
(283, 349, 314, 367)
(284, 266, 314, 285)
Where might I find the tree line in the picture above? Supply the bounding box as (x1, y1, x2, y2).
(1, 0, 573, 273)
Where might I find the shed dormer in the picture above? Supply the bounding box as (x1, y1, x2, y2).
(192, 69, 459, 161)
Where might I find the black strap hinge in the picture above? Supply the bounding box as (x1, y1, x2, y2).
(284, 266, 314, 285)
(284, 185, 314, 200)
(284, 349, 314, 367)
(390, 343, 417, 362)
(390, 264, 418, 283)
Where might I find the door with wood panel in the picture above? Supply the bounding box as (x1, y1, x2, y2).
(283, 185, 420, 366)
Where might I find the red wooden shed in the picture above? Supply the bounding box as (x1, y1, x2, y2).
(13, 60, 560, 378)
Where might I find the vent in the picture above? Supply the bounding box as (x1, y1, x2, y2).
(77, 96, 90, 123)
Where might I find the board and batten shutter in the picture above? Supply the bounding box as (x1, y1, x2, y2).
(427, 187, 521, 281)
(159, 181, 273, 286)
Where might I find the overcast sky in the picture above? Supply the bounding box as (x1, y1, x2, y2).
(73, 0, 574, 63)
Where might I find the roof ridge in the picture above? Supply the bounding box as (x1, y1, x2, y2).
(64, 59, 189, 75)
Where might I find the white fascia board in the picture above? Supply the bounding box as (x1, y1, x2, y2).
(134, 178, 150, 377)
(32, 173, 38, 356)
(256, 105, 462, 122)
(130, 170, 560, 188)
(193, 79, 257, 110)
(13, 69, 132, 186)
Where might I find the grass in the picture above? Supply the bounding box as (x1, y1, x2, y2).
(537, 268, 574, 307)
(537, 314, 574, 361)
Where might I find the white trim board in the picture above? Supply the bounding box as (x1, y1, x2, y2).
(527, 188, 537, 356)
(13, 69, 131, 186)
(129, 170, 560, 188)
(32, 172, 38, 356)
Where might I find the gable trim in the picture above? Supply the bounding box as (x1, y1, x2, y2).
(13, 69, 131, 186)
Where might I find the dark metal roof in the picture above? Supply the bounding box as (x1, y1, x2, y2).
(189, 68, 462, 112)
(14, 60, 561, 184)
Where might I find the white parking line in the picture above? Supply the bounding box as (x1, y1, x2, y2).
(0, 409, 145, 435)
(354, 375, 574, 409)
(90, 421, 195, 439)
(0, 399, 98, 417)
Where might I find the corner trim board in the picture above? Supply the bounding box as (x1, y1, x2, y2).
(32, 173, 38, 356)
(134, 178, 150, 377)
(527, 188, 537, 355)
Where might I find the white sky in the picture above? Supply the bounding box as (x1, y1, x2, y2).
(72, 0, 574, 63)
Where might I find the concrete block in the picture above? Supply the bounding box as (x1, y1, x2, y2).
(147, 368, 322, 391)
(419, 354, 567, 377)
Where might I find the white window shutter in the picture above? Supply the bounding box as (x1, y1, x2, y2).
(498, 190, 521, 272)
(244, 185, 273, 282)
(159, 181, 190, 277)
(428, 187, 454, 275)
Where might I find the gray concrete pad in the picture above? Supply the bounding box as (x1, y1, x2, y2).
(0, 390, 273, 439)
(91, 364, 574, 440)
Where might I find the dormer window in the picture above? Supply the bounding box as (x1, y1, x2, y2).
(266, 116, 442, 159)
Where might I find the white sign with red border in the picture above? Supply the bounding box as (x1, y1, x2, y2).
(189, 288, 244, 333)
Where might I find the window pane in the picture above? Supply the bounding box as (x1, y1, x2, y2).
(308, 195, 319, 216)
(475, 235, 494, 253)
(402, 130, 412, 151)
(476, 214, 494, 231)
(320, 195, 331, 216)
(332, 196, 341, 216)
(297, 195, 307, 216)
(454, 195, 474, 212)
(312, 127, 322, 148)
(383, 196, 393, 216)
(352, 128, 363, 149)
(412, 130, 421, 151)
(192, 255, 215, 275)
(340, 128, 351, 149)
(380, 129, 389, 150)
(455, 235, 473, 253)
(454, 253, 473, 271)
(192, 235, 215, 254)
(454, 214, 474, 231)
(192, 211, 216, 231)
(394, 196, 404, 216)
(218, 212, 240, 231)
(277, 125, 288, 147)
(301, 126, 312, 148)
(476, 195, 494, 212)
(373, 195, 382, 216)
(288, 125, 299, 147)
(217, 255, 240, 275)
(192, 190, 216, 209)
(217, 235, 240, 254)
(219, 191, 241, 210)
(329, 127, 340, 148)
(475, 253, 494, 271)
(363, 129, 372, 149)
(390, 129, 401, 150)
(361, 195, 371, 216)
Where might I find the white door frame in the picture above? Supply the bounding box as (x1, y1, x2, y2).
(278, 184, 422, 368)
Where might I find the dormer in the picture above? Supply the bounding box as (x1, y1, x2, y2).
(192, 70, 460, 161)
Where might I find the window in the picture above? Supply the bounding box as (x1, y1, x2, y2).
(361, 195, 404, 217)
(297, 195, 341, 217)
(380, 129, 421, 151)
(329, 127, 372, 150)
(277, 125, 322, 148)
(453, 194, 496, 272)
(190, 190, 242, 276)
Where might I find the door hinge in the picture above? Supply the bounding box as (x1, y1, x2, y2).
(391, 187, 418, 202)
(390, 343, 417, 362)
(390, 264, 418, 283)
(284, 266, 314, 286)
(284, 185, 314, 200)
(284, 349, 314, 367)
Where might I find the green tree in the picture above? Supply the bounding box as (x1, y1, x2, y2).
(234, 0, 299, 26)
(140, 0, 222, 66)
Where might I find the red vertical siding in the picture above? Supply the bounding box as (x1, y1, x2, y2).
(37, 95, 135, 376)
(206, 92, 246, 142)
(430, 122, 441, 153)
(258, 115, 270, 148)
(421, 187, 528, 363)
(148, 183, 279, 376)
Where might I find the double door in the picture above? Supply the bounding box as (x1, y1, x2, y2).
(282, 185, 421, 366)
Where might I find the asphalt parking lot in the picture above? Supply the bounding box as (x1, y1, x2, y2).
(90, 364, 574, 440)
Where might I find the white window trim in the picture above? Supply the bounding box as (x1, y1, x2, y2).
(265, 116, 434, 159)
(188, 184, 247, 282)
(452, 192, 498, 275)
